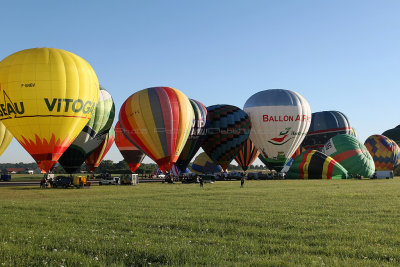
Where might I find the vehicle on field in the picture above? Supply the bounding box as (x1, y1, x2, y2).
(52, 176, 73, 188)
(99, 176, 120, 185)
(0, 174, 11, 181)
(73, 176, 91, 188)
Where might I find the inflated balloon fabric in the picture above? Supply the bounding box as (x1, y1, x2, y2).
(234, 138, 260, 171)
(0, 48, 99, 172)
(119, 87, 194, 172)
(85, 127, 115, 172)
(0, 122, 12, 157)
(201, 104, 251, 171)
(322, 134, 375, 178)
(364, 134, 400, 171)
(191, 152, 223, 174)
(286, 150, 347, 179)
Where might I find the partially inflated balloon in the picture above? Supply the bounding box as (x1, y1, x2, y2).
(175, 99, 207, 173)
(234, 138, 260, 171)
(382, 125, 400, 147)
(322, 134, 375, 177)
(201, 105, 251, 171)
(115, 122, 145, 173)
(119, 87, 194, 172)
(302, 111, 354, 151)
(58, 87, 115, 173)
(364, 135, 400, 171)
(0, 48, 99, 172)
(244, 89, 311, 172)
(191, 152, 223, 174)
(286, 150, 348, 179)
(0, 122, 12, 157)
(85, 127, 115, 172)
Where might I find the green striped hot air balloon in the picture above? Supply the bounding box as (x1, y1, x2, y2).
(286, 150, 348, 179)
(58, 86, 115, 173)
(322, 134, 375, 178)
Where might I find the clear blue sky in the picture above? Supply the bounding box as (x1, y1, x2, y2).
(0, 0, 399, 164)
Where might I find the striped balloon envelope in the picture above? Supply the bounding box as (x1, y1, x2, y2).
(234, 138, 260, 171)
(286, 150, 348, 179)
(201, 105, 251, 171)
(58, 87, 115, 174)
(115, 122, 145, 173)
(175, 99, 207, 173)
(364, 135, 400, 171)
(322, 134, 375, 178)
(119, 87, 194, 172)
(85, 127, 115, 172)
(301, 111, 354, 151)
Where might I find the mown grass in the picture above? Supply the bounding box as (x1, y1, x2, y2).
(1, 179, 400, 266)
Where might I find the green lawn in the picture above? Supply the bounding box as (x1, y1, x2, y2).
(1, 179, 400, 266)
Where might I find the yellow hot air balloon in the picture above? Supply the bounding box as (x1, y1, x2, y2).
(0, 121, 12, 156)
(0, 48, 99, 172)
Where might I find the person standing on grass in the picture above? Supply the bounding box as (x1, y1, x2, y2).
(199, 176, 204, 188)
(241, 176, 245, 188)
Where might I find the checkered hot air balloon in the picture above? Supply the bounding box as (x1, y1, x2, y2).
(201, 105, 251, 171)
(364, 135, 400, 171)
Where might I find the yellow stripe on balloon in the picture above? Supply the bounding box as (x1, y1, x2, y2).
(322, 155, 331, 179)
(303, 150, 315, 179)
(174, 89, 195, 157)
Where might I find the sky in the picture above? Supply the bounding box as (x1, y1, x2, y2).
(0, 0, 399, 165)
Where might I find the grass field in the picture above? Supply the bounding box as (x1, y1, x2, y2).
(1, 179, 400, 266)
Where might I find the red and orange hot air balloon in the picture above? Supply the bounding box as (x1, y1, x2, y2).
(85, 127, 115, 172)
(115, 122, 145, 173)
(235, 138, 260, 171)
(119, 87, 194, 172)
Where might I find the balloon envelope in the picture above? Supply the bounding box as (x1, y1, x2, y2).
(234, 138, 260, 171)
(58, 87, 115, 174)
(115, 122, 145, 173)
(286, 150, 348, 179)
(382, 125, 400, 147)
(191, 152, 223, 174)
(322, 134, 375, 178)
(302, 111, 354, 151)
(119, 87, 194, 172)
(175, 99, 207, 173)
(0, 121, 12, 157)
(0, 48, 99, 172)
(364, 135, 400, 171)
(201, 104, 251, 171)
(85, 127, 115, 172)
(244, 89, 311, 172)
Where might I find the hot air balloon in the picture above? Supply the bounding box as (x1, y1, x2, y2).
(58, 87, 115, 173)
(322, 134, 375, 178)
(0, 122, 12, 157)
(115, 122, 145, 173)
(175, 99, 207, 173)
(201, 105, 251, 171)
(234, 138, 260, 171)
(286, 150, 348, 179)
(85, 127, 115, 172)
(119, 87, 194, 172)
(301, 111, 355, 151)
(191, 152, 223, 174)
(0, 48, 99, 172)
(244, 89, 311, 172)
(382, 125, 400, 146)
(364, 135, 399, 178)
